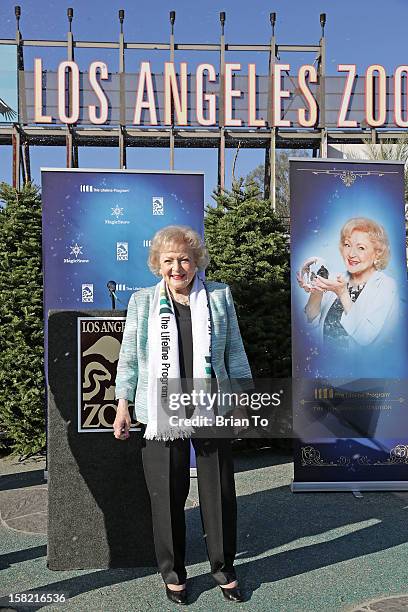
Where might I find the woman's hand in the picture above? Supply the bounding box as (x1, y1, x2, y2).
(314, 274, 347, 297)
(296, 257, 323, 294)
(113, 399, 131, 440)
(314, 274, 353, 314)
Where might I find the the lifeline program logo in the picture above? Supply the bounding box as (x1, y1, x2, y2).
(117, 242, 129, 261)
(82, 284, 94, 303)
(64, 243, 90, 264)
(105, 205, 130, 225)
(116, 282, 142, 291)
(80, 184, 130, 194)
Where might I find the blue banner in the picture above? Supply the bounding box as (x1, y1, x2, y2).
(41, 169, 204, 311)
(290, 159, 408, 489)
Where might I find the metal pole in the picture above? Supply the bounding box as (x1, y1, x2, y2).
(270, 129, 276, 211)
(217, 12, 226, 192)
(264, 145, 270, 200)
(320, 128, 328, 158)
(371, 72, 377, 144)
(65, 8, 75, 168)
(12, 125, 20, 189)
(67, 7, 74, 59)
(66, 128, 73, 168)
(12, 6, 22, 189)
(21, 140, 27, 184)
(119, 9, 127, 168)
(17, 19, 31, 185)
(23, 140, 31, 183)
(15, 7, 27, 122)
(169, 11, 175, 170)
(265, 12, 277, 208)
(72, 135, 78, 167)
(318, 13, 327, 158)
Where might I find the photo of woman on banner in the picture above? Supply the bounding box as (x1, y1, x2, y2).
(113, 225, 252, 605)
(296, 217, 399, 357)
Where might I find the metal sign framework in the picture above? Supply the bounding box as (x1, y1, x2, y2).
(1, 7, 408, 204)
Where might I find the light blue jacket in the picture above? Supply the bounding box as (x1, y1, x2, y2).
(310, 270, 399, 347)
(115, 280, 253, 423)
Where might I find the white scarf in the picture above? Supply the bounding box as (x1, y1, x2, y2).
(144, 274, 212, 441)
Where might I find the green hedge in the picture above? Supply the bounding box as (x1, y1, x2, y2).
(0, 183, 45, 457)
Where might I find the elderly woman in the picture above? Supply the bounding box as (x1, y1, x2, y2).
(297, 217, 398, 352)
(113, 225, 252, 605)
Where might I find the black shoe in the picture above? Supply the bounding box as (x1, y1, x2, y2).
(165, 585, 187, 605)
(219, 584, 243, 602)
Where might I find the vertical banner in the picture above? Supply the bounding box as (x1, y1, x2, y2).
(290, 159, 408, 491)
(0, 44, 18, 123)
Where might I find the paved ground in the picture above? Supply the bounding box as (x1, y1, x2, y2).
(1, 448, 408, 612)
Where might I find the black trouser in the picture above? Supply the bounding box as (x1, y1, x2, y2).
(141, 436, 237, 586)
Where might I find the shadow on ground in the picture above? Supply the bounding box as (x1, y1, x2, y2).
(0, 470, 46, 493)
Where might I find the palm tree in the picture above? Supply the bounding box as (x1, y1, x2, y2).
(0, 97, 17, 121)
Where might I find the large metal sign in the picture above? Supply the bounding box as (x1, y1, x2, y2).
(21, 65, 408, 129)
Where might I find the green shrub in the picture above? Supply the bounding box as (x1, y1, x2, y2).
(205, 181, 291, 378)
(0, 183, 45, 457)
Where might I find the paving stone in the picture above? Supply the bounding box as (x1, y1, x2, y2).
(350, 595, 408, 611)
(0, 489, 47, 534)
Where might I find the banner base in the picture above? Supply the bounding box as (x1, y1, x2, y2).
(291, 480, 408, 492)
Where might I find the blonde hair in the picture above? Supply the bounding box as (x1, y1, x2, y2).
(339, 217, 390, 269)
(148, 225, 209, 276)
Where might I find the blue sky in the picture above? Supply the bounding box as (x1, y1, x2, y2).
(0, 45, 17, 117)
(1, 0, 408, 204)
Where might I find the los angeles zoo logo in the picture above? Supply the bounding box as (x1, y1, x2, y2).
(78, 317, 139, 431)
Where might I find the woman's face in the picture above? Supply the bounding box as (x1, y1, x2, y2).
(340, 230, 377, 277)
(159, 243, 197, 294)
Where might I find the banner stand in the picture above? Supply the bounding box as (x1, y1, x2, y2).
(289, 158, 408, 492)
(291, 481, 408, 492)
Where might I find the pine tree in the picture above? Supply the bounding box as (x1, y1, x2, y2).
(205, 180, 291, 378)
(0, 182, 45, 456)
